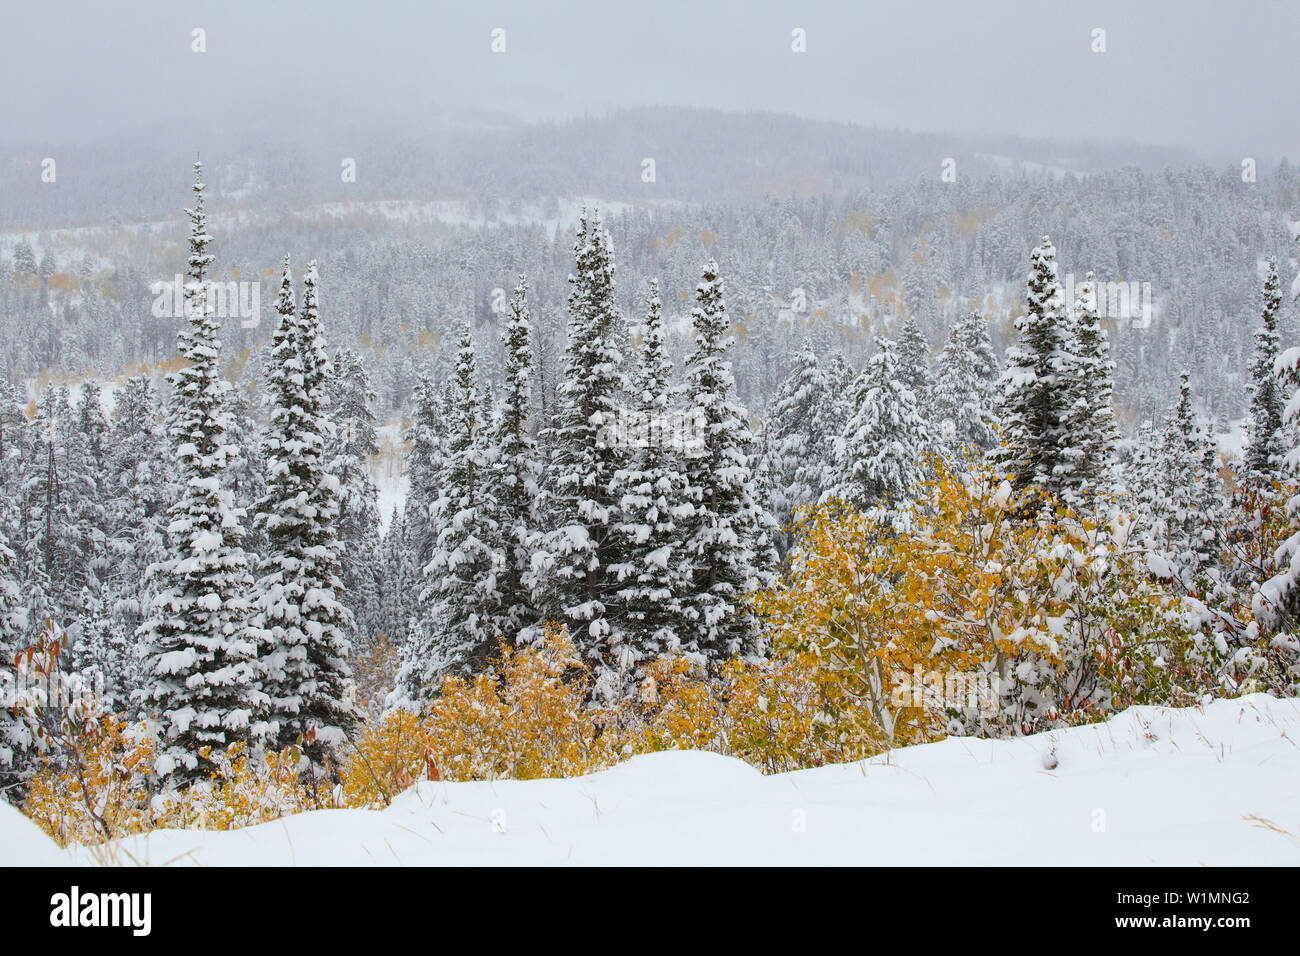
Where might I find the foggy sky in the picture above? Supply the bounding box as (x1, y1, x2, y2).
(3, 0, 1297, 163)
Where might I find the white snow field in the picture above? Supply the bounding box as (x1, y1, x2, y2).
(0, 801, 68, 867)
(5, 694, 1299, 866)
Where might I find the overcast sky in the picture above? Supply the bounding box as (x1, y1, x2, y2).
(3, 0, 1296, 162)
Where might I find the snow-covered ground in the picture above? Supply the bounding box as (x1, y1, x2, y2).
(0, 801, 68, 867)
(5, 694, 1298, 866)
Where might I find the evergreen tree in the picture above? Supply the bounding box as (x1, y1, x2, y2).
(377, 506, 420, 646)
(1256, 242, 1300, 634)
(609, 280, 692, 688)
(677, 259, 777, 661)
(1244, 259, 1285, 486)
(22, 386, 95, 634)
(250, 258, 357, 763)
(11, 240, 37, 277)
(328, 347, 383, 650)
(72, 383, 108, 477)
(0, 379, 24, 564)
(1059, 271, 1121, 507)
(486, 275, 544, 641)
(104, 377, 167, 646)
(812, 353, 855, 498)
(395, 327, 500, 703)
(536, 210, 629, 664)
(932, 311, 999, 457)
(0, 525, 32, 797)
(0, 378, 25, 497)
(827, 337, 931, 529)
(16, 388, 61, 649)
(65, 383, 113, 670)
(993, 237, 1073, 502)
(761, 338, 829, 557)
(403, 371, 445, 576)
(1125, 417, 1165, 519)
(136, 162, 259, 782)
(224, 385, 268, 558)
(1148, 372, 1222, 589)
(896, 313, 932, 403)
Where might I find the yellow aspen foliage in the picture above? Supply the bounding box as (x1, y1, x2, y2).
(753, 462, 1204, 741)
(427, 625, 608, 782)
(890, 467, 1070, 730)
(26, 718, 334, 846)
(24, 717, 156, 846)
(344, 624, 616, 806)
(341, 708, 433, 809)
(751, 501, 944, 747)
(616, 655, 733, 761)
(711, 654, 882, 773)
(153, 742, 337, 831)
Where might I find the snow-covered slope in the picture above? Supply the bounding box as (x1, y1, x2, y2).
(0, 801, 68, 867)
(7, 695, 1299, 866)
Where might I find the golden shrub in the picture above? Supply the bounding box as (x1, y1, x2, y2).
(343, 623, 615, 805)
(24, 716, 155, 846)
(26, 718, 331, 846)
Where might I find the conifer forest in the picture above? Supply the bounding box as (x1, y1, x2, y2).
(1, 1, 1298, 901)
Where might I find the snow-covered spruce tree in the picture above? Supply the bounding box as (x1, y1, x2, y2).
(1058, 272, 1120, 508)
(0, 524, 33, 797)
(105, 376, 168, 608)
(22, 386, 96, 643)
(0, 376, 25, 495)
(486, 275, 544, 641)
(15, 390, 59, 649)
(896, 313, 932, 404)
(403, 370, 445, 578)
(72, 382, 109, 477)
(378, 506, 420, 662)
(11, 239, 36, 277)
(0, 380, 22, 535)
(1147, 371, 1222, 590)
(931, 311, 999, 458)
(136, 162, 259, 782)
(826, 337, 932, 529)
(1244, 259, 1285, 487)
(811, 353, 855, 501)
(1256, 245, 1300, 638)
(385, 374, 453, 672)
(223, 384, 268, 559)
(395, 327, 501, 704)
(761, 338, 830, 557)
(993, 237, 1074, 503)
(535, 210, 629, 665)
(964, 305, 999, 389)
(1125, 417, 1164, 520)
(63, 386, 108, 602)
(328, 347, 383, 650)
(677, 259, 777, 662)
(66, 383, 115, 671)
(608, 280, 692, 687)
(0, 385, 24, 663)
(250, 258, 357, 764)
(97, 375, 168, 706)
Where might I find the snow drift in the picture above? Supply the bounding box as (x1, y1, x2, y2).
(4, 694, 1298, 866)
